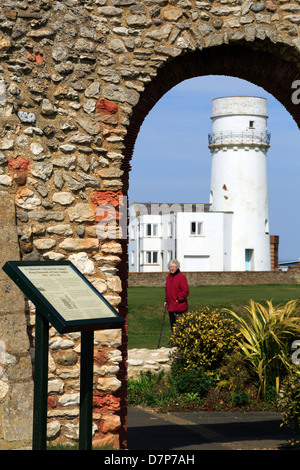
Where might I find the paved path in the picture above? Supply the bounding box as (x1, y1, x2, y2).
(127, 406, 296, 451)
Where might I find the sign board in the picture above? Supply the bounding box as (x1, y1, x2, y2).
(2, 260, 125, 333)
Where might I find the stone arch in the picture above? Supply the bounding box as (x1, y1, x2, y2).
(122, 40, 300, 446)
(123, 42, 300, 171)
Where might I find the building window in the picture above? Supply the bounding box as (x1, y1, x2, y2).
(168, 222, 173, 238)
(265, 219, 269, 234)
(145, 251, 158, 264)
(249, 120, 255, 128)
(190, 221, 203, 236)
(130, 226, 135, 240)
(146, 223, 158, 237)
(131, 251, 135, 266)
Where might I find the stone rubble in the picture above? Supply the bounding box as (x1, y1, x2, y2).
(127, 347, 176, 379)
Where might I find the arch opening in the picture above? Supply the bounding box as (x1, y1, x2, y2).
(123, 42, 300, 350)
(123, 43, 300, 172)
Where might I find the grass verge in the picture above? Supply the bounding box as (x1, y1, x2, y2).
(128, 284, 300, 349)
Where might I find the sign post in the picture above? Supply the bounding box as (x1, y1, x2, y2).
(32, 309, 49, 450)
(79, 330, 94, 450)
(2, 260, 125, 451)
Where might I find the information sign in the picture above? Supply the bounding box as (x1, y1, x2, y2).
(2, 260, 125, 450)
(2, 260, 125, 333)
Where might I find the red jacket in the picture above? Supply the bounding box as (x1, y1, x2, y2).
(165, 270, 189, 313)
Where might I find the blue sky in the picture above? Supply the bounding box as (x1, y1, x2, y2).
(128, 75, 300, 262)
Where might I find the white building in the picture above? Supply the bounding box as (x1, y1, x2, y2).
(129, 96, 272, 272)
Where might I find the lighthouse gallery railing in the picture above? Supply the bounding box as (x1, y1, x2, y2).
(208, 131, 271, 146)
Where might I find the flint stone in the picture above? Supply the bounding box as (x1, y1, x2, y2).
(94, 329, 122, 347)
(43, 251, 65, 260)
(117, 66, 140, 78)
(31, 162, 53, 181)
(94, 254, 121, 266)
(30, 143, 44, 156)
(27, 29, 54, 38)
(146, 24, 173, 40)
(50, 338, 75, 350)
(59, 238, 99, 251)
(107, 276, 122, 293)
(126, 15, 152, 27)
(54, 350, 78, 366)
(52, 156, 76, 170)
(15, 190, 41, 210)
(76, 225, 85, 237)
(0, 80, 6, 105)
(53, 170, 64, 189)
(103, 84, 139, 105)
(285, 14, 300, 23)
(55, 62, 74, 74)
(41, 99, 57, 115)
(109, 38, 127, 53)
(74, 38, 96, 53)
(46, 224, 73, 236)
(33, 238, 56, 250)
(1, 138, 14, 150)
(83, 100, 96, 114)
(18, 111, 36, 124)
(156, 45, 182, 57)
(78, 155, 90, 172)
(251, 2, 265, 11)
(47, 421, 61, 440)
(58, 393, 80, 407)
(97, 6, 123, 16)
(0, 175, 12, 186)
(28, 211, 64, 222)
(52, 192, 75, 205)
(97, 376, 122, 392)
(59, 144, 76, 153)
(0, 380, 9, 400)
(97, 68, 120, 84)
(0, 152, 8, 165)
(52, 45, 68, 62)
(68, 203, 96, 222)
(16, 210, 28, 222)
(84, 82, 101, 98)
(113, 26, 129, 36)
(69, 252, 95, 274)
(77, 172, 101, 188)
(69, 133, 94, 144)
(101, 241, 123, 254)
(77, 118, 100, 135)
(62, 173, 85, 191)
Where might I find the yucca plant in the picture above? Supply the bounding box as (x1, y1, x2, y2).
(224, 299, 300, 398)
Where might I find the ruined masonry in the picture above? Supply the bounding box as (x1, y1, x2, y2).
(0, 0, 300, 451)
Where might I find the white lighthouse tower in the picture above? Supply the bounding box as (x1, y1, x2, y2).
(208, 96, 271, 271)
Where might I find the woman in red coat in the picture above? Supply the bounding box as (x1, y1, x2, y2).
(164, 259, 189, 330)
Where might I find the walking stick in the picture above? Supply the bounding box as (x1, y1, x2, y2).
(157, 306, 167, 348)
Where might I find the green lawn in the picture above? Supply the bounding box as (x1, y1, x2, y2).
(127, 284, 300, 349)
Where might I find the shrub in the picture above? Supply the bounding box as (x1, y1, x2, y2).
(174, 369, 212, 398)
(127, 371, 177, 407)
(216, 352, 252, 392)
(278, 367, 300, 431)
(170, 307, 238, 371)
(231, 391, 250, 407)
(224, 299, 300, 398)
